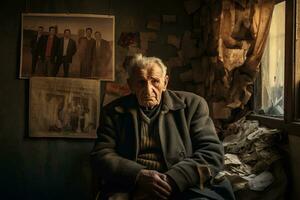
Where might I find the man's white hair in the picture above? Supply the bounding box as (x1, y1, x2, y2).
(127, 54, 168, 78)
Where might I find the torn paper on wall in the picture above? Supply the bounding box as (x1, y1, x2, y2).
(167, 35, 181, 49)
(162, 15, 177, 23)
(212, 101, 231, 119)
(181, 31, 201, 60)
(118, 32, 140, 48)
(184, 0, 201, 15)
(146, 17, 161, 30)
(140, 32, 157, 52)
(165, 57, 183, 68)
(179, 69, 193, 82)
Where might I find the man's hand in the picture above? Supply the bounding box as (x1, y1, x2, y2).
(133, 169, 172, 200)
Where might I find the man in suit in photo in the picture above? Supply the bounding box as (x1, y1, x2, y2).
(44, 26, 59, 76)
(80, 27, 96, 77)
(93, 31, 112, 79)
(55, 29, 77, 77)
(30, 26, 46, 74)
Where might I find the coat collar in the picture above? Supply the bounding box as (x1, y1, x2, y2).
(114, 90, 185, 114)
(161, 90, 185, 112)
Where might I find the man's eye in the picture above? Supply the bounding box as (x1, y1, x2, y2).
(152, 80, 160, 85)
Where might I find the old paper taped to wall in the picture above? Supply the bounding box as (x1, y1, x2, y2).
(29, 77, 100, 138)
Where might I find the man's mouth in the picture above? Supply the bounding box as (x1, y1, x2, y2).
(143, 96, 154, 100)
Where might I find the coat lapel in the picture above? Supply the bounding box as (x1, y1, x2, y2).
(128, 107, 139, 160)
(159, 91, 187, 167)
(114, 95, 140, 160)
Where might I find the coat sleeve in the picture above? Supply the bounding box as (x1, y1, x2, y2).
(165, 96, 224, 192)
(71, 39, 77, 56)
(90, 107, 145, 190)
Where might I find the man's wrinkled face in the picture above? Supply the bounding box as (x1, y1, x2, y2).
(128, 63, 168, 108)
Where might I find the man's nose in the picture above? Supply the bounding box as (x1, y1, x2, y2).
(145, 81, 152, 95)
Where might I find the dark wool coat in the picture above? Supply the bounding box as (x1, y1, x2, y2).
(91, 90, 233, 199)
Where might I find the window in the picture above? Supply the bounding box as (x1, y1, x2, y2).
(254, 1, 286, 118)
(251, 0, 300, 135)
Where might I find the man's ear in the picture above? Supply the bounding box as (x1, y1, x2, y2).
(163, 75, 169, 91)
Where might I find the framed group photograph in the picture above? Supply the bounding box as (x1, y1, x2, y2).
(29, 77, 100, 138)
(20, 13, 115, 80)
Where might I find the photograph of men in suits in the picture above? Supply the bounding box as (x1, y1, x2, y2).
(44, 26, 59, 76)
(30, 26, 46, 74)
(80, 27, 96, 78)
(55, 29, 77, 77)
(21, 14, 114, 79)
(93, 31, 112, 79)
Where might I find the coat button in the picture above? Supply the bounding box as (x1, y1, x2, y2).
(179, 151, 185, 158)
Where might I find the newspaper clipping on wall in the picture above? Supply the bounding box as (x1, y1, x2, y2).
(29, 77, 100, 138)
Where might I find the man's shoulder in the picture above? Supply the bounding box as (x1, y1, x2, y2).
(167, 90, 209, 113)
(168, 90, 204, 102)
(166, 90, 208, 111)
(69, 38, 76, 47)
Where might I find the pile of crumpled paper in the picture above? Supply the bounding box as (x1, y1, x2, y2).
(215, 118, 283, 192)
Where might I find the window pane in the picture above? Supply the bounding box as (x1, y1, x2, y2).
(256, 2, 285, 117)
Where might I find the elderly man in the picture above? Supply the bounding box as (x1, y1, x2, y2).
(91, 54, 235, 200)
